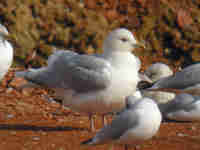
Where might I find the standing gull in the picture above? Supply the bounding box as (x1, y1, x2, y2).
(81, 96, 162, 150)
(141, 63, 175, 104)
(15, 28, 145, 130)
(0, 24, 13, 82)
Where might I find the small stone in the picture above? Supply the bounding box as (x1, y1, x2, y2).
(135, 145, 141, 150)
(6, 87, 13, 93)
(41, 132, 47, 136)
(79, 120, 84, 124)
(57, 118, 66, 122)
(10, 131, 17, 135)
(32, 136, 40, 141)
(6, 114, 14, 119)
(177, 133, 188, 137)
(191, 126, 196, 130)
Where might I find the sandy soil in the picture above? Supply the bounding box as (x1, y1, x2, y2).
(0, 70, 200, 150)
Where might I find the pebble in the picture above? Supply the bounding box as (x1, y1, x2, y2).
(58, 148, 65, 150)
(191, 126, 196, 131)
(32, 136, 40, 141)
(10, 131, 17, 135)
(6, 87, 13, 93)
(177, 133, 188, 137)
(135, 145, 141, 150)
(41, 132, 47, 136)
(51, 143, 56, 148)
(6, 114, 14, 119)
(57, 118, 66, 123)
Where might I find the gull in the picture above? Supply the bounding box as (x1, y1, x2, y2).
(15, 28, 145, 131)
(144, 63, 173, 82)
(0, 24, 13, 82)
(81, 96, 162, 150)
(141, 63, 175, 104)
(143, 63, 200, 91)
(160, 93, 200, 122)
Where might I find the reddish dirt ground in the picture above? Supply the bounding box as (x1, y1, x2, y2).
(0, 70, 200, 150)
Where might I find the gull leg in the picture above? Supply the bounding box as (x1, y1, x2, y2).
(89, 114, 95, 132)
(102, 114, 108, 126)
(125, 144, 128, 150)
(108, 143, 114, 150)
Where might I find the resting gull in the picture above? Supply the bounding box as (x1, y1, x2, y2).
(142, 63, 200, 91)
(15, 28, 145, 131)
(81, 96, 162, 150)
(141, 63, 175, 104)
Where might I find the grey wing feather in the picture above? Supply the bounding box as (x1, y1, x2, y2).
(161, 94, 196, 114)
(47, 50, 77, 66)
(153, 63, 200, 89)
(91, 110, 138, 145)
(47, 50, 112, 92)
(16, 50, 112, 93)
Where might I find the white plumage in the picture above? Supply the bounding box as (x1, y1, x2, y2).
(0, 24, 13, 81)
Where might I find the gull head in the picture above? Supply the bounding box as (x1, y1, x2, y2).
(145, 63, 173, 82)
(0, 24, 8, 36)
(103, 28, 145, 53)
(0, 24, 9, 41)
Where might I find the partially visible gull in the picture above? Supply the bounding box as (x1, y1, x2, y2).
(144, 63, 200, 91)
(159, 93, 200, 122)
(81, 96, 162, 150)
(141, 63, 175, 104)
(15, 28, 145, 131)
(144, 63, 173, 82)
(0, 24, 13, 82)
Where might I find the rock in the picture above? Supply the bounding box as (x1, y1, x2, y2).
(6, 114, 14, 119)
(177, 133, 188, 137)
(32, 136, 40, 141)
(177, 9, 193, 29)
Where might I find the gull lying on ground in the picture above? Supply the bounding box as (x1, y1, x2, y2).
(159, 93, 200, 122)
(141, 63, 175, 104)
(0, 24, 13, 82)
(81, 96, 162, 150)
(143, 63, 200, 92)
(144, 63, 173, 83)
(15, 28, 145, 131)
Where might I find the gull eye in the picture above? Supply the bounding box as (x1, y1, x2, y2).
(120, 38, 128, 42)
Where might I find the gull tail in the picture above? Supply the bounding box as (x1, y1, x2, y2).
(15, 68, 48, 87)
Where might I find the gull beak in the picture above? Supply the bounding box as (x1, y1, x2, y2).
(0, 31, 10, 41)
(132, 40, 146, 49)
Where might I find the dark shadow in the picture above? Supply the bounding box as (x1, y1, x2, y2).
(162, 118, 192, 124)
(0, 124, 87, 132)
